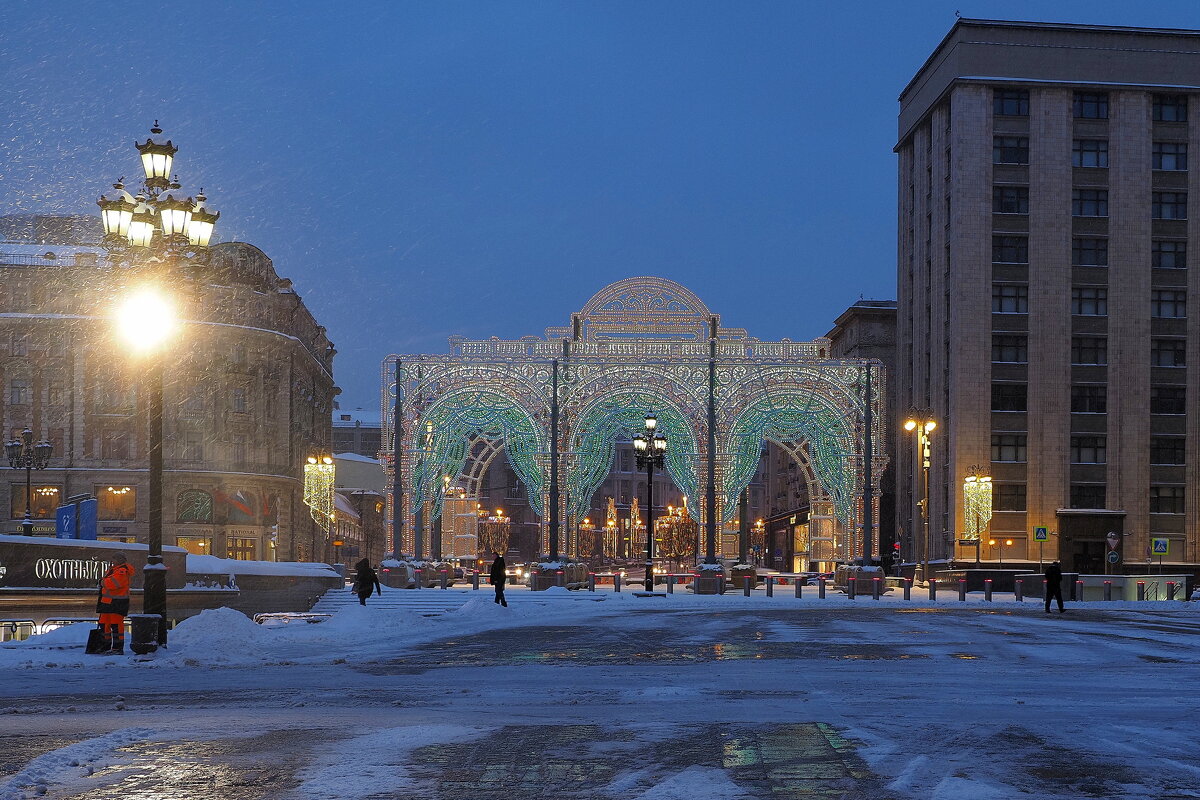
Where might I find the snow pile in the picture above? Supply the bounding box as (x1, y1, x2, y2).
(1, 621, 93, 649)
(0, 727, 152, 798)
(165, 607, 266, 660)
(186, 555, 339, 577)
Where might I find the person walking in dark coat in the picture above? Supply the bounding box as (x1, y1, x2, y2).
(353, 559, 382, 606)
(489, 552, 508, 607)
(1044, 561, 1064, 613)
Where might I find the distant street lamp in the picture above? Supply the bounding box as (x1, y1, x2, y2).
(633, 414, 666, 592)
(6, 429, 52, 536)
(989, 537, 1015, 569)
(903, 409, 937, 583)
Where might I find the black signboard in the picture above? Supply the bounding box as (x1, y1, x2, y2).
(0, 536, 187, 590)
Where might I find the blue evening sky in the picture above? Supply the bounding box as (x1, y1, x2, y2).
(1, 1, 1194, 408)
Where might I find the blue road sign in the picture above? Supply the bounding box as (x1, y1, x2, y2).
(1151, 537, 1170, 556)
(1033, 526, 1049, 542)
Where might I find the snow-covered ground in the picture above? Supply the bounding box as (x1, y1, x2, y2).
(1, 589, 1197, 799)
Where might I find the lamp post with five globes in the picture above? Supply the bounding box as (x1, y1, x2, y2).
(633, 415, 667, 592)
(6, 429, 52, 536)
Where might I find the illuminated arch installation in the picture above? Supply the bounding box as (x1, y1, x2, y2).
(381, 277, 886, 563)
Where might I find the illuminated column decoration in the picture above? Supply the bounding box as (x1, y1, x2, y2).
(962, 468, 993, 541)
(303, 455, 336, 526)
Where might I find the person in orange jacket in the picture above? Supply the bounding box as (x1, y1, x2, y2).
(97, 552, 134, 654)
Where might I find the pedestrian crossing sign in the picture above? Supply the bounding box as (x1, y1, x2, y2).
(1151, 538, 1170, 555)
(1033, 526, 1048, 541)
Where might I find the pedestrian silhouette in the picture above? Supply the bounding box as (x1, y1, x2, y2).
(352, 558, 382, 606)
(1044, 560, 1064, 613)
(489, 552, 508, 607)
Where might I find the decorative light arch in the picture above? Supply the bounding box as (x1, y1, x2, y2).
(382, 276, 886, 562)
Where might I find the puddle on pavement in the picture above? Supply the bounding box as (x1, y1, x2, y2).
(409, 722, 885, 799)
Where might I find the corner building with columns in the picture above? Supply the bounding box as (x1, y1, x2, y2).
(897, 19, 1200, 572)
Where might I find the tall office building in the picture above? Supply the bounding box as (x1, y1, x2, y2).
(897, 19, 1200, 572)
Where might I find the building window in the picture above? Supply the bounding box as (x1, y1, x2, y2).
(992, 284, 1028, 313)
(232, 387, 247, 413)
(1070, 484, 1106, 509)
(1070, 435, 1106, 464)
(1072, 238, 1108, 266)
(183, 390, 205, 417)
(1151, 386, 1186, 415)
(1153, 142, 1188, 171)
(1152, 290, 1187, 318)
(10, 485, 61, 519)
(11, 335, 28, 357)
(1073, 91, 1109, 119)
(993, 484, 1027, 512)
(1071, 287, 1108, 316)
(1071, 336, 1108, 365)
(993, 89, 1029, 116)
(8, 379, 30, 405)
(992, 235, 1028, 264)
(183, 433, 204, 461)
(993, 136, 1029, 165)
(1072, 139, 1109, 168)
(101, 431, 130, 460)
(95, 486, 137, 520)
(992, 335, 1028, 363)
(991, 434, 1027, 463)
(1152, 191, 1187, 220)
(47, 382, 65, 406)
(1153, 240, 1187, 269)
(993, 186, 1029, 214)
(232, 344, 247, 364)
(1153, 94, 1188, 122)
(1152, 339, 1186, 367)
(1070, 385, 1107, 414)
(177, 489, 214, 523)
(233, 434, 247, 463)
(991, 383, 1027, 412)
(1150, 436, 1186, 465)
(1072, 189, 1108, 217)
(1149, 486, 1185, 514)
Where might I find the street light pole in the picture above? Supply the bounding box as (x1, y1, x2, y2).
(904, 410, 937, 584)
(634, 414, 666, 592)
(6, 429, 52, 536)
(146, 356, 167, 645)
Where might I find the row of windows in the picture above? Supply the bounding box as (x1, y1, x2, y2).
(994, 137, 1190, 172)
(991, 188, 1188, 221)
(991, 383, 1186, 414)
(989, 483, 1185, 513)
(991, 285, 1187, 317)
(994, 89, 1187, 122)
(5, 383, 258, 413)
(989, 434, 1186, 465)
(992, 335, 1186, 366)
(992, 236, 1187, 268)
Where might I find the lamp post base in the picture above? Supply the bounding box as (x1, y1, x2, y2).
(143, 557, 168, 646)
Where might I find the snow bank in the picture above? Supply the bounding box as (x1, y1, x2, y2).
(0, 727, 153, 798)
(165, 607, 266, 661)
(186, 555, 339, 577)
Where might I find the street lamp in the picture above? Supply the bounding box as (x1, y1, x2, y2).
(989, 538, 1014, 569)
(633, 414, 666, 592)
(6, 429, 52, 536)
(963, 466, 993, 568)
(903, 409, 937, 583)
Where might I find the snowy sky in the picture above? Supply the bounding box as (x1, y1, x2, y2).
(1, 1, 1195, 406)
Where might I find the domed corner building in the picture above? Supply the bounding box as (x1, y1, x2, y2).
(0, 215, 337, 563)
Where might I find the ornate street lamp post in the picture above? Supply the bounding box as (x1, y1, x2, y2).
(633, 414, 666, 592)
(102, 123, 219, 647)
(6, 429, 52, 536)
(903, 409, 937, 583)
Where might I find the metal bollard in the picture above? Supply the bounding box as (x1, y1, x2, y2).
(743, 576, 752, 597)
(693, 573, 700, 594)
(1168, 581, 1177, 601)
(958, 579, 967, 602)
(1075, 579, 1084, 603)
(929, 579, 937, 602)
(1014, 578, 1022, 602)
(615, 573, 622, 593)
(1103, 580, 1111, 601)
(588, 572, 596, 592)
(984, 579, 992, 602)
(818, 577, 826, 599)
(667, 575, 674, 594)
(766, 576, 774, 597)
(472, 570, 480, 590)
(415, 569, 422, 589)
(718, 576, 725, 594)
(557, 570, 565, 588)
(794, 579, 802, 599)
(1137, 581, 1145, 601)
(903, 577, 912, 601)
(847, 579, 856, 600)
(440, 570, 448, 590)
(873, 577, 881, 600)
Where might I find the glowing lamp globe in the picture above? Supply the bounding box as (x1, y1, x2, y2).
(156, 188, 193, 237)
(186, 191, 220, 247)
(127, 202, 157, 248)
(115, 288, 176, 353)
(97, 185, 136, 237)
(135, 123, 178, 187)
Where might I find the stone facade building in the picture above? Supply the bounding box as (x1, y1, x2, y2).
(897, 19, 1200, 571)
(0, 215, 336, 561)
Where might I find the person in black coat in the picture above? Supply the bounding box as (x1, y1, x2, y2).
(353, 558, 382, 606)
(1044, 560, 1064, 613)
(489, 552, 508, 607)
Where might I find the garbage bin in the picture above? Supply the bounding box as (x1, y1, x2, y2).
(128, 613, 162, 655)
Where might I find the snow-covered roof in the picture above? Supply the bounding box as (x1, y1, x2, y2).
(334, 452, 380, 464)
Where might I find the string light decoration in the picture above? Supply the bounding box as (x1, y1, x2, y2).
(962, 466, 993, 541)
(303, 455, 335, 526)
(603, 497, 619, 558)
